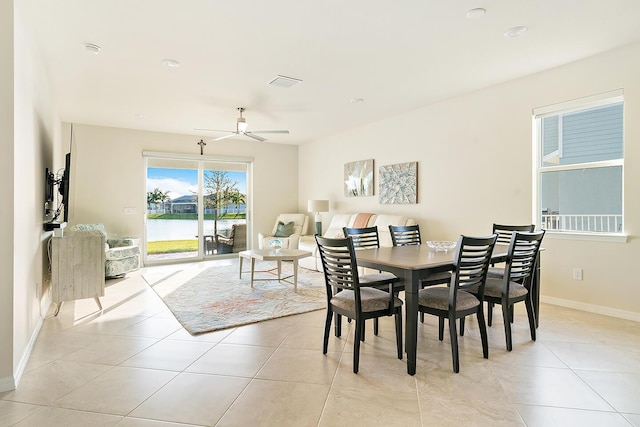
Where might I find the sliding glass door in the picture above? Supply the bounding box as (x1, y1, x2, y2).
(144, 153, 250, 264)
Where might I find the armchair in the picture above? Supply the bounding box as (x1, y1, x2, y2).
(258, 213, 309, 249)
(216, 223, 247, 254)
(68, 224, 140, 278)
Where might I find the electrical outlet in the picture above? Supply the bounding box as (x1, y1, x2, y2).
(572, 268, 583, 281)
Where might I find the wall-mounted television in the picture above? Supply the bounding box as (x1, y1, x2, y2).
(44, 152, 71, 230)
(60, 152, 71, 223)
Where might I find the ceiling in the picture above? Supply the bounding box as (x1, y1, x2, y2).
(18, 0, 640, 145)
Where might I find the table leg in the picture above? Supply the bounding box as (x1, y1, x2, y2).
(404, 270, 419, 375)
(293, 260, 299, 292)
(277, 260, 282, 281)
(250, 257, 256, 288)
(239, 255, 244, 279)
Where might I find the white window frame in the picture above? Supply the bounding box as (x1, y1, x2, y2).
(532, 89, 627, 242)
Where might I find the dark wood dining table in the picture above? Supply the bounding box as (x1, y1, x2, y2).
(355, 243, 541, 375)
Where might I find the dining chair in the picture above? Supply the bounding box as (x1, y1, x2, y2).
(343, 226, 403, 337)
(469, 230, 545, 351)
(486, 223, 535, 326)
(418, 234, 497, 373)
(388, 224, 452, 323)
(315, 235, 403, 374)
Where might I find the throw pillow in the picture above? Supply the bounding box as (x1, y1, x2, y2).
(274, 221, 295, 237)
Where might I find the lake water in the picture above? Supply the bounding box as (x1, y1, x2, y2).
(146, 219, 245, 241)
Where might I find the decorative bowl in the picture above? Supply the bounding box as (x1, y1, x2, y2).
(426, 241, 457, 252)
(269, 239, 282, 252)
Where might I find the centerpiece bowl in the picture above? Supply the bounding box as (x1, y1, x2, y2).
(426, 241, 457, 252)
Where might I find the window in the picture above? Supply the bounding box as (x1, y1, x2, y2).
(533, 90, 624, 236)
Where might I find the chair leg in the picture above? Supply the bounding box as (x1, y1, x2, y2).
(374, 318, 379, 336)
(502, 303, 513, 351)
(448, 314, 460, 373)
(323, 309, 333, 354)
(476, 310, 489, 359)
(438, 316, 445, 341)
(525, 297, 537, 342)
(353, 320, 361, 374)
(487, 302, 494, 326)
(510, 304, 515, 323)
(395, 310, 403, 360)
(420, 312, 424, 323)
(460, 317, 465, 336)
(334, 313, 342, 337)
(360, 321, 366, 342)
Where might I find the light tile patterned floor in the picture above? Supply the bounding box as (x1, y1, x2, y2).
(2, 260, 640, 426)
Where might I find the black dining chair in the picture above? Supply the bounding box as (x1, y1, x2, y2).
(388, 224, 452, 323)
(315, 235, 403, 374)
(342, 226, 403, 337)
(417, 234, 497, 373)
(486, 223, 535, 326)
(469, 230, 545, 351)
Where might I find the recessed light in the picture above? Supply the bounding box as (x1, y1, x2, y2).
(162, 59, 181, 68)
(504, 26, 528, 38)
(350, 98, 364, 104)
(84, 43, 101, 54)
(466, 8, 486, 19)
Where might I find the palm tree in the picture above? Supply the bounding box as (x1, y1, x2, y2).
(229, 190, 246, 217)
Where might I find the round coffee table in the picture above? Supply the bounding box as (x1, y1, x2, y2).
(238, 249, 312, 292)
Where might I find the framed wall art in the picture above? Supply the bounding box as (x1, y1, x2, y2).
(379, 161, 417, 204)
(344, 159, 374, 197)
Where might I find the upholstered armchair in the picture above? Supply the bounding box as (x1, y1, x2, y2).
(216, 223, 247, 254)
(69, 224, 140, 278)
(258, 213, 309, 249)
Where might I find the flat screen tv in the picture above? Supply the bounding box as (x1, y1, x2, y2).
(60, 152, 71, 223)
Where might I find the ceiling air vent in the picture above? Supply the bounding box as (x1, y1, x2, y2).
(268, 75, 302, 88)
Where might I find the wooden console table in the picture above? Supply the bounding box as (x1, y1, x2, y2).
(50, 230, 105, 315)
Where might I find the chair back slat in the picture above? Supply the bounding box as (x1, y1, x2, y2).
(505, 231, 545, 284)
(454, 236, 497, 294)
(343, 226, 380, 249)
(315, 236, 359, 293)
(389, 224, 421, 246)
(492, 223, 535, 245)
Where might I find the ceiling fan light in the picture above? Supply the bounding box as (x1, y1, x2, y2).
(237, 118, 248, 133)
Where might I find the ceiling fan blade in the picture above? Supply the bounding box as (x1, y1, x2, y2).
(245, 133, 266, 142)
(249, 130, 290, 134)
(212, 133, 238, 141)
(194, 128, 235, 133)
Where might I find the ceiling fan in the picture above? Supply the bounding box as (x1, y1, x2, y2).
(195, 107, 289, 142)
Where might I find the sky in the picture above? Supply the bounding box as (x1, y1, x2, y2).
(147, 168, 247, 200)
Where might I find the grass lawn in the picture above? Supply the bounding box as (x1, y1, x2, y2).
(147, 239, 197, 254)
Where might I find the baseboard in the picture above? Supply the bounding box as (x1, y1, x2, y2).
(0, 303, 47, 392)
(0, 375, 16, 392)
(541, 295, 640, 323)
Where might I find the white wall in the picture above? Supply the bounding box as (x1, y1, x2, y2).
(64, 124, 299, 249)
(299, 41, 640, 319)
(0, 1, 60, 391)
(0, 0, 16, 390)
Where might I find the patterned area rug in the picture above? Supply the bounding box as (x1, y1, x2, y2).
(143, 261, 326, 335)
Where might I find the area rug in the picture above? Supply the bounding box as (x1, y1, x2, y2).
(143, 261, 326, 335)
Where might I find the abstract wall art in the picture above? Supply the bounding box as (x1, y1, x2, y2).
(344, 159, 374, 197)
(379, 161, 418, 204)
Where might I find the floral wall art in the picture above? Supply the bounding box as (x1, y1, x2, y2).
(379, 161, 418, 204)
(344, 159, 374, 197)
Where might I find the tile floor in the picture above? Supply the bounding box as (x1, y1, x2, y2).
(2, 259, 640, 426)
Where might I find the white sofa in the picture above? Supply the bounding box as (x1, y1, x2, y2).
(298, 213, 416, 271)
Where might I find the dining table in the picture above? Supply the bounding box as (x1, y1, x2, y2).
(355, 243, 541, 375)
